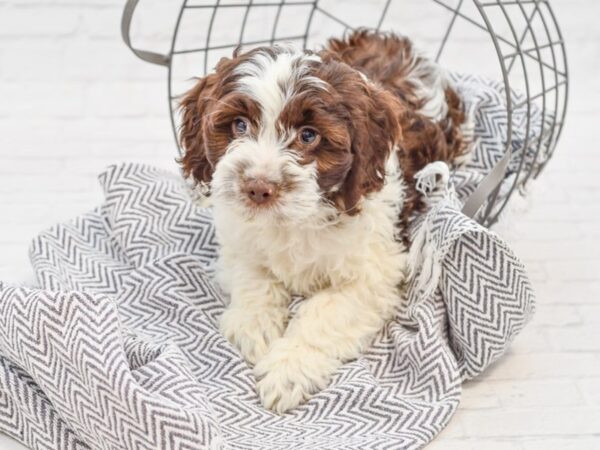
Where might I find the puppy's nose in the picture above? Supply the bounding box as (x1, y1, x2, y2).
(242, 178, 278, 205)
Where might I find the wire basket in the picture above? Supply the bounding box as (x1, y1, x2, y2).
(122, 0, 568, 226)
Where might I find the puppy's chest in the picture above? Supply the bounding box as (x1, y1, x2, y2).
(251, 222, 397, 295)
(214, 190, 404, 296)
(261, 237, 345, 295)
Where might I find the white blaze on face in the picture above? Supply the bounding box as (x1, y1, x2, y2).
(211, 47, 329, 223)
(234, 45, 325, 147)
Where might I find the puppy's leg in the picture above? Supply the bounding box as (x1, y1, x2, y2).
(254, 282, 400, 413)
(219, 264, 290, 365)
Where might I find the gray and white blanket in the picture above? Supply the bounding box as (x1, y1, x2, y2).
(0, 76, 539, 449)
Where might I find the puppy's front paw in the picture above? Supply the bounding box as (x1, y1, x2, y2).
(219, 306, 287, 365)
(254, 338, 339, 414)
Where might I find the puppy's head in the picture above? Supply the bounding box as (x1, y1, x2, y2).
(179, 45, 402, 223)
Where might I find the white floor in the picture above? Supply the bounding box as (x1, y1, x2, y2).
(1, 0, 599, 448)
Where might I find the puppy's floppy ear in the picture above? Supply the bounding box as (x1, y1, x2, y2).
(178, 72, 219, 184)
(341, 85, 403, 213)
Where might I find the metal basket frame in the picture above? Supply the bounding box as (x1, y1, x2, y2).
(122, 0, 568, 226)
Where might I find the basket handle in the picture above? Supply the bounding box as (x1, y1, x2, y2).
(121, 0, 170, 67)
(461, 149, 511, 219)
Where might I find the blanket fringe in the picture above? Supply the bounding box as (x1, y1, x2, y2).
(409, 162, 459, 300)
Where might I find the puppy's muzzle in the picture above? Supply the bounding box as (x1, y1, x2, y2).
(242, 178, 279, 205)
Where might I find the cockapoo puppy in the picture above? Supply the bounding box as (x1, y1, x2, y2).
(179, 30, 468, 413)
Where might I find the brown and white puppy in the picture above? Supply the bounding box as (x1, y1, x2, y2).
(179, 30, 468, 414)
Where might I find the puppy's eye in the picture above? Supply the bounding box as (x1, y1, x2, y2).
(232, 117, 249, 137)
(299, 127, 319, 145)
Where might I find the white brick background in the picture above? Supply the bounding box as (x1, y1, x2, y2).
(0, 0, 599, 448)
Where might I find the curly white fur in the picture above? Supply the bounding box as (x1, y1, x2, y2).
(209, 46, 413, 413)
(215, 156, 407, 413)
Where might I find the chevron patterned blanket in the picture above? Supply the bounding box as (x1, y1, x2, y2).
(0, 162, 534, 450)
(0, 75, 540, 450)
(450, 73, 552, 211)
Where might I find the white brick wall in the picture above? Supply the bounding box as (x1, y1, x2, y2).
(1, 0, 599, 448)
(0, 0, 176, 286)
